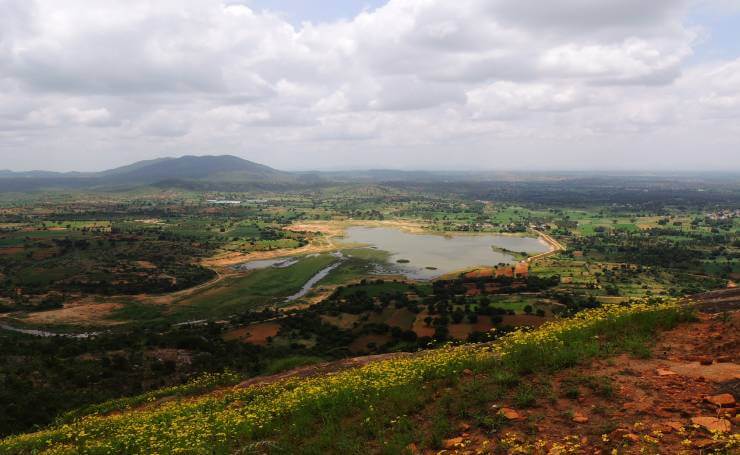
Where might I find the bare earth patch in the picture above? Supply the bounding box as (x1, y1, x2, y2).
(223, 322, 281, 345)
(135, 261, 157, 270)
(425, 310, 739, 454)
(22, 300, 125, 326)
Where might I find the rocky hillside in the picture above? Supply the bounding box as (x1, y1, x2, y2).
(1, 297, 737, 454)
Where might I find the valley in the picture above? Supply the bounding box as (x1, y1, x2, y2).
(3, 1, 740, 451)
(0, 159, 737, 450)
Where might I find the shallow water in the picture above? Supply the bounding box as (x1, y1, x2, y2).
(341, 227, 549, 279)
(0, 323, 100, 338)
(233, 257, 298, 271)
(285, 262, 343, 302)
(285, 252, 345, 301)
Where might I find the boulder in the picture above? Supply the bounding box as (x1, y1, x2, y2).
(665, 421, 684, 432)
(500, 407, 524, 421)
(442, 437, 463, 449)
(656, 368, 677, 376)
(704, 393, 735, 407)
(571, 412, 589, 424)
(691, 416, 731, 433)
(623, 433, 640, 443)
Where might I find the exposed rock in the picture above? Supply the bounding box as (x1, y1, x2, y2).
(694, 439, 715, 449)
(665, 421, 684, 432)
(442, 437, 463, 449)
(656, 368, 677, 376)
(500, 407, 524, 421)
(572, 412, 589, 424)
(623, 433, 640, 443)
(704, 393, 735, 407)
(462, 368, 474, 376)
(652, 407, 673, 418)
(691, 416, 731, 433)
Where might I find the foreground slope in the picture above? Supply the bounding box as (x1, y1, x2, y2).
(4, 299, 738, 454)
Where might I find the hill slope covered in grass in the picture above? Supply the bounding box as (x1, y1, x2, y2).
(2, 299, 738, 454)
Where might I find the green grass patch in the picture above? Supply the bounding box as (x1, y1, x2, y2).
(172, 255, 338, 320)
(261, 356, 326, 376)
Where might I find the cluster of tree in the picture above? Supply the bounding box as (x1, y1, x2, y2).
(0, 325, 268, 437)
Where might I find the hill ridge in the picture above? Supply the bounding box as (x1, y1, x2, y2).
(0, 155, 298, 190)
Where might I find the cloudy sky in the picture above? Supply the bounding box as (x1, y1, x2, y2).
(1, 0, 739, 172)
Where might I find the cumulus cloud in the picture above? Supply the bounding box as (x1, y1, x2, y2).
(0, 0, 737, 171)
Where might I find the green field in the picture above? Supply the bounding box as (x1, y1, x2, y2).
(167, 254, 339, 320)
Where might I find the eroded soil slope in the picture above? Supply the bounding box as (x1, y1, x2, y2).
(429, 306, 739, 454)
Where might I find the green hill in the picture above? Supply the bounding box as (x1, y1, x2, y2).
(0, 155, 300, 191)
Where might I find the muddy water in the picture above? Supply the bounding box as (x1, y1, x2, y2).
(341, 227, 549, 279)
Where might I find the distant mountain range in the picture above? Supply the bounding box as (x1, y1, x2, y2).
(1, 155, 738, 192)
(0, 155, 303, 191)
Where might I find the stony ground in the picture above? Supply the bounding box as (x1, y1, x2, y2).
(421, 307, 739, 454)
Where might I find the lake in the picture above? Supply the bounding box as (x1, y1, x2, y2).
(341, 227, 550, 279)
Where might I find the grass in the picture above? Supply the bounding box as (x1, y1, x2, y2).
(476, 295, 547, 313)
(319, 248, 392, 286)
(54, 371, 242, 425)
(107, 301, 164, 322)
(334, 280, 417, 299)
(170, 254, 338, 320)
(513, 384, 537, 408)
(0, 299, 696, 454)
(261, 356, 326, 376)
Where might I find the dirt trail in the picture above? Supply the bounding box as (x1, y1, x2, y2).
(526, 228, 566, 264)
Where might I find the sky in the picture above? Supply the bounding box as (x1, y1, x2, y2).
(1, 0, 739, 172)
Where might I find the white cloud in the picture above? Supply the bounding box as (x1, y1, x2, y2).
(26, 107, 115, 127)
(0, 0, 737, 171)
(467, 82, 593, 120)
